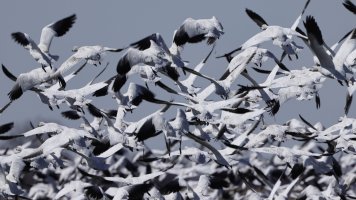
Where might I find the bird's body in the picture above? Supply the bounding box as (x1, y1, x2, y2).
(11, 14, 76, 70)
(114, 40, 173, 92)
(55, 45, 123, 77)
(173, 16, 224, 46)
(7, 66, 61, 100)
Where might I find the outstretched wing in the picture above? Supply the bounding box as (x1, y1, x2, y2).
(245, 8, 268, 28)
(39, 14, 76, 52)
(11, 32, 38, 50)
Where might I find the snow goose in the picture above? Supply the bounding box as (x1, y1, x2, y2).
(52, 45, 123, 83)
(130, 33, 185, 68)
(11, 14, 76, 71)
(303, 16, 355, 84)
(218, 46, 289, 80)
(5, 65, 64, 101)
(173, 16, 224, 47)
(220, 0, 310, 60)
(113, 40, 174, 92)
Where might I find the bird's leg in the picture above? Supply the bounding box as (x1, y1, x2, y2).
(288, 55, 292, 60)
(48, 105, 53, 111)
(41, 64, 47, 72)
(337, 80, 344, 86)
(99, 61, 101, 65)
(295, 54, 299, 59)
(179, 139, 182, 155)
(254, 63, 259, 67)
(56, 105, 60, 109)
(145, 82, 149, 89)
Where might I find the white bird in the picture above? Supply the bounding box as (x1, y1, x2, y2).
(221, 0, 310, 60)
(130, 33, 185, 69)
(114, 40, 174, 92)
(116, 82, 155, 108)
(303, 16, 355, 84)
(5, 65, 64, 101)
(173, 16, 224, 47)
(53, 45, 123, 81)
(40, 81, 108, 111)
(218, 46, 290, 80)
(11, 14, 76, 71)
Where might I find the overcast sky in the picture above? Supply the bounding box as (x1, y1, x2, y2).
(0, 0, 355, 140)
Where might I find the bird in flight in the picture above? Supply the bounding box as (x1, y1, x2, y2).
(11, 14, 76, 71)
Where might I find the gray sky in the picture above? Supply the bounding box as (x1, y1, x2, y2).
(0, 0, 355, 139)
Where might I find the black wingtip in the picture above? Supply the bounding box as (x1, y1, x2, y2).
(343, 0, 356, 14)
(173, 25, 190, 46)
(52, 14, 77, 37)
(107, 110, 118, 118)
(299, 114, 317, 131)
(116, 54, 131, 75)
(107, 48, 125, 52)
(61, 110, 81, 120)
(216, 47, 242, 61)
(245, 8, 268, 27)
(345, 94, 353, 115)
(11, 32, 29, 46)
(0, 122, 14, 134)
(93, 85, 109, 97)
(304, 16, 324, 45)
(221, 107, 252, 114)
(251, 67, 284, 75)
(266, 99, 280, 116)
(129, 33, 156, 50)
(164, 66, 180, 81)
(8, 86, 23, 101)
(112, 74, 127, 92)
(315, 92, 321, 109)
(155, 81, 178, 94)
(277, 62, 290, 72)
(290, 164, 305, 179)
(87, 103, 103, 118)
(295, 27, 307, 37)
(2, 64, 17, 81)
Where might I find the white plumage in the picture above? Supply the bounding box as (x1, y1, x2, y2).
(11, 14, 76, 70)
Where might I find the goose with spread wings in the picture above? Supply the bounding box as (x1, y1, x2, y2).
(219, 0, 310, 61)
(113, 39, 175, 92)
(173, 16, 224, 47)
(53, 45, 123, 81)
(11, 14, 76, 71)
(5, 65, 65, 101)
(303, 16, 355, 84)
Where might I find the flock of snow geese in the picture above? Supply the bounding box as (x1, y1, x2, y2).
(0, 0, 356, 199)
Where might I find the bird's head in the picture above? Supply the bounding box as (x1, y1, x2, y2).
(72, 46, 80, 52)
(261, 24, 268, 30)
(212, 16, 224, 33)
